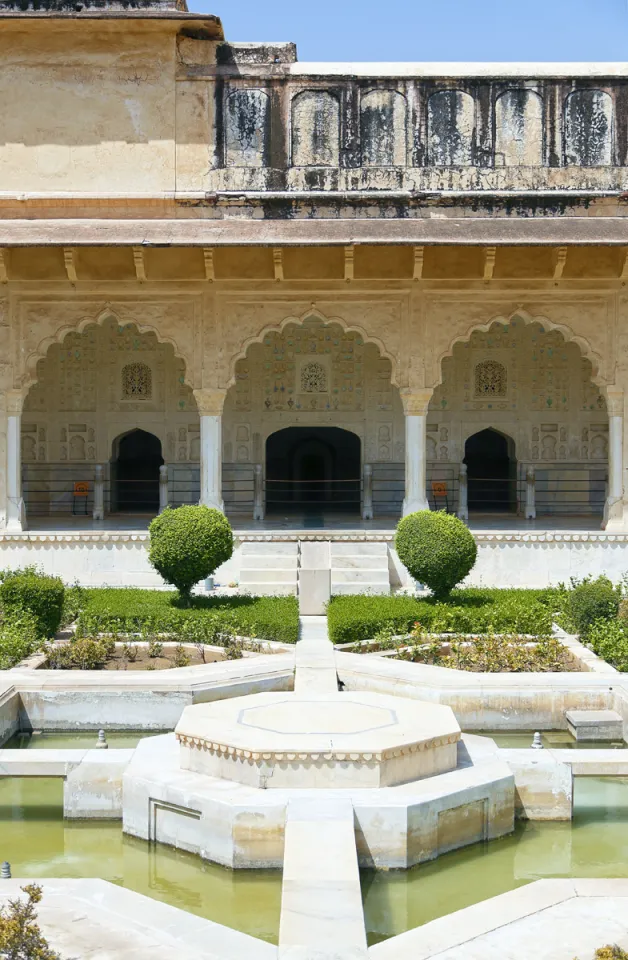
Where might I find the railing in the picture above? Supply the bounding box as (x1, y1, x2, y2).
(265, 478, 363, 508)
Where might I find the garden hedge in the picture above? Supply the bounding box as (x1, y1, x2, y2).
(149, 506, 234, 603)
(395, 510, 477, 598)
(0, 567, 65, 638)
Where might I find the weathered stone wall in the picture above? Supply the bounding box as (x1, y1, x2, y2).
(0, 24, 627, 199)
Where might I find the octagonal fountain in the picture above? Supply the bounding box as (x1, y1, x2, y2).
(175, 692, 461, 789)
(123, 625, 514, 870)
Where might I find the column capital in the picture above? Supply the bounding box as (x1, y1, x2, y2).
(604, 385, 624, 417)
(5, 389, 25, 415)
(193, 388, 227, 417)
(400, 388, 432, 417)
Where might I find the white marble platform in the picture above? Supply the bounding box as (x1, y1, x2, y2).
(0, 878, 275, 960)
(369, 879, 628, 960)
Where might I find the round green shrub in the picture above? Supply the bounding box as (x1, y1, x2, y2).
(148, 506, 234, 603)
(568, 576, 620, 638)
(395, 510, 477, 599)
(0, 567, 65, 638)
(0, 609, 40, 669)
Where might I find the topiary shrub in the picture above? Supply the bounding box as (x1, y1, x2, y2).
(148, 506, 234, 605)
(568, 576, 620, 638)
(395, 510, 477, 599)
(0, 567, 65, 638)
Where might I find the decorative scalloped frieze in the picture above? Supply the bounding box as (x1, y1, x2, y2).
(176, 731, 458, 764)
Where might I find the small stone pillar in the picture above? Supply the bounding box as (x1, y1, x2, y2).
(6, 390, 26, 531)
(525, 466, 536, 520)
(457, 462, 469, 522)
(362, 463, 373, 521)
(93, 464, 104, 521)
(0, 862, 10, 879)
(158, 464, 169, 514)
(604, 386, 625, 530)
(253, 463, 264, 521)
(401, 388, 432, 516)
(194, 388, 226, 513)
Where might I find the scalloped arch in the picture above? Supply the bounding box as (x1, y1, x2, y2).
(434, 308, 604, 388)
(227, 307, 399, 390)
(23, 304, 192, 393)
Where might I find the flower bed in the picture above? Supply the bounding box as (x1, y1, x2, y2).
(342, 622, 575, 673)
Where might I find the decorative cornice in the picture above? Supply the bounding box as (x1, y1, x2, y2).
(176, 731, 459, 764)
(0, 530, 626, 545)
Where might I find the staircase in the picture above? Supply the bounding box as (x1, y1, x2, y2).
(329, 542, 390, 595)
(238, 541, 299, 596)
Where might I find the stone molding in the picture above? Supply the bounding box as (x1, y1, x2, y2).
(400, 388, 433, 416)
(176, 730, 459, 764)
(0, 530, 626, 544)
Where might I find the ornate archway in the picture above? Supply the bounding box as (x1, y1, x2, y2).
(430, 316, 608, 518)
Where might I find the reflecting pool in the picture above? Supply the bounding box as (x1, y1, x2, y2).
(362, 776, 628, 944)
(0, 777, 282, 943)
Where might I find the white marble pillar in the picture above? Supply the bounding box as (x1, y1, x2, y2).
(194, 389, 226, 513)
(362, 463, 373, 521)
(604, 387, 625, 530)
(253, 464, 264, 521)
(158, 465, 169, 514)
(93, 464, 104, 521)
(401, 389, 432, 516)
(6, 391, 25, 531)
(457, 463, 469, 522)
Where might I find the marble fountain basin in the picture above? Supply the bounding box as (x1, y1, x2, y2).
(175, 691, 461, 789)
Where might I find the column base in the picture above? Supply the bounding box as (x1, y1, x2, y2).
(402, 498, 430, 517)
(603, 498, 628, 531)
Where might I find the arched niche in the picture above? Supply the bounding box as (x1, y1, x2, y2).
(495, 89, 543, 166)
(564, 89, 613, 166)
(428, 90, 475, 166)
(291, 91, 340, 166)
(111, 428, 163, 513)
(360, 89, 407, 166)
(225, 88, 270, 167)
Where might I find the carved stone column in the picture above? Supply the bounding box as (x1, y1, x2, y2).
(604, 386, 625, 531)
(194, 388, 226, 513)
(401, 388, 432, 516)
(6, 389, 25, 532)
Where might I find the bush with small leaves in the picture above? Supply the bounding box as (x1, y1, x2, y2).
(0, 567, 65, 638)
(0, 883, 62, 960)
(46, 637, 111, 671)
(395, 511, 477, 599)
(148, 506, 233, 605)
(568, 576, 620, 638)
(0, 609, 41, 669)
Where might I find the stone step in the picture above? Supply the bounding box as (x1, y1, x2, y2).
(331, 569, 390, 584)
(239, 568, 298, 583)
(239, 556, 299, 571)
(331, 556, 389, 570)
(239, 582, 297, 597)
(240, 541, 299, 556)
(331, 582, 390, 595)
(330, 542, 388, 558)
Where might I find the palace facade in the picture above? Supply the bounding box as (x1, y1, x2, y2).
(0, 0, 626, 544)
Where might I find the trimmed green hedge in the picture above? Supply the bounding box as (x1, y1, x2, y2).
(75, 589, 299, 644)
(0, 567, 65, 638)
(327, 588, 558, 644)
(396, 510, 477, 597)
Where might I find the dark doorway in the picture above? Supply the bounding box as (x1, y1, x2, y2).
(112, 430, 163, 513)
(464, 429, 516, 512)
(265, 427, 361, 516)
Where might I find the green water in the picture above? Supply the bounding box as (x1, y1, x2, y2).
(3, 731, 167, 750)
(362, 776, 628, 945)
(466, 729, 626, 749)
(0, 778, 282, 943)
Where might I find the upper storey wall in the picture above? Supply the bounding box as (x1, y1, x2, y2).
(3, 26, 628, 199)
(0, 22, 178, 194)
